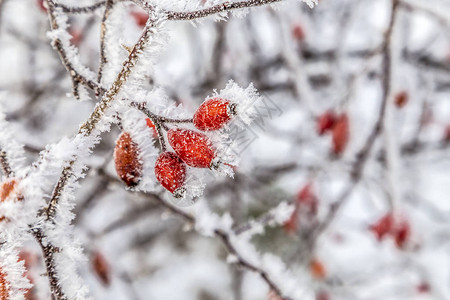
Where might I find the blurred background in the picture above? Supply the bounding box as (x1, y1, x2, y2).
(1, 0, 450, 299)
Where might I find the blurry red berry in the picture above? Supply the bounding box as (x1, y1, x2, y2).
(394, 91, 408, 108)
(193, 98, 235, 131)
(417, 281, 430, 294)
(91, 251, 111, 286)
(283, 213, 298, 234)
(155, 152, 186, 196)
(0, 179, 21, 202)
(316, 290, 330, 300)
(317, 111, 336, 135)
(168, 128, 215, 168)
(145, 118, 158, 137)
(309, 258, 326, 280)
(114, 132, 142, 187)
(36, 0, 47, 12)
(267, 290, 283, 300)
(331, 114, 349, 155)
(70, 28, 83, 46)
(130, 11, 148, 27)
(370, 213, 393, 241)
(393, 217, 410, 249)
(0, 268, 8, 299)
(292, 24, 305, 41)
(296, 183, 318, 215)
(443, 125, 450, 142)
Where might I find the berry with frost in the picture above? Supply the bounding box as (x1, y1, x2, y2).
(114, 132, 142, 187)
(155, 152, 186, 197)
(168, 128, 215, 168)
(193, 98, 236, 131)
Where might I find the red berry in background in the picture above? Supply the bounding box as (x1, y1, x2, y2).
(393, 217, 410, 249)
(145, 118, 158, 137)
(91, 251, 111, 286)
(267, 290, 283, 300)
(130, 10, 148, 27)
(69, 28, 83, 46)
(0, 268, 8, 299)
(417, 281, 430, 294)
(317, 111, 336, 135)
(114, 132, 142, 187)
(193, 98, 235, 131)
(155, 152, 186, 196)
(316, 290, 330, 300)
(394, 91, 408, 108)
(0, 179, 21, 202)
(168, 128, 215, 168)
(369, 213, 393, 241)
(331, 114, 349, 155)
(296, 182, 318, 215)
(443, 125, 450, 143)
(36, 0, 47, 12)
(309, 258, 326, 280)
(292, 24, 306, 41)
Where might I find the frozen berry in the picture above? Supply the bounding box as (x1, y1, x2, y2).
(155, 152, 186, 196)
(193, 98, 235, 131)
(168, 128, 215, 168)
(114, 132, 142, 187)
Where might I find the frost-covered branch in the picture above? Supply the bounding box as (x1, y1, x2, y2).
(54, 0, 109, 14)
(0, 149, 13, 178)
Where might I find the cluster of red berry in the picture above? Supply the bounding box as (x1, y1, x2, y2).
(114, 98, 237, 198)
(369, 212, 411, 249)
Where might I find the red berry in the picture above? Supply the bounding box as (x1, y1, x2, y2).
(91, 251, 111, 286)
(309, 258, 326, 280)
(0, 268, 8, 300)
(331, 114, 349, 155)
(145, 118, 158, 137)
(316, 291, 330, 300)
(130, 11, 148, 27)
(0, 179, 22, 202)
(114, 132, 142, 187)
(394, 91, 408, 108)
(317, 111, 336, 135)
(193, 98, 235, 131)
(370, 213, 393, 241)
(292, 24, 305, 41)
(168, 128, 215, 168)
(417, 282, 430, 294)
(393, 217, 410, 249)
(69, 28, 83, 46)
(36, 0, 47, 12)
(155, 152, 186, 196)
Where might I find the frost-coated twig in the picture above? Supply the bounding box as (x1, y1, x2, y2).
(97, 0, 115, 85)
(54, 0, 108, 14)
(45, 0, 104, 98)
(0, 148, 13, 178)
(166, 0, 285, 20)
(31, 227, 66, 300)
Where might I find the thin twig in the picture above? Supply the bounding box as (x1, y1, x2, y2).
(0, 149, 13, 178)
(166, 0, 285, 20)
(97, 0, 114, 86)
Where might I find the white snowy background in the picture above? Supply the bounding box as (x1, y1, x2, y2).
(0, 0, 450, 300)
